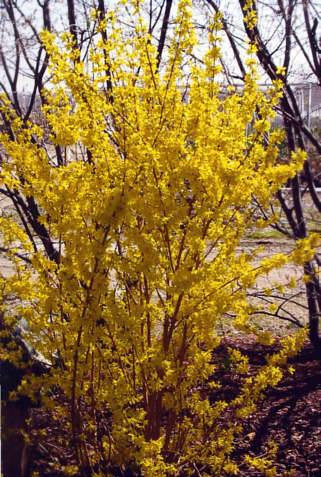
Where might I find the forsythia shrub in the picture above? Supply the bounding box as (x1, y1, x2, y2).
(0, 0, 315, 475)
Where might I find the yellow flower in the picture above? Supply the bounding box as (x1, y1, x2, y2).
(0, 0, 307, 473)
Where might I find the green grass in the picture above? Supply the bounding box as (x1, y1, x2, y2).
(245, 229, 285, 240)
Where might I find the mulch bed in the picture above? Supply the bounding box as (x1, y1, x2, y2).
(215, 336, 321, 477)
(23, 337, 321, 476)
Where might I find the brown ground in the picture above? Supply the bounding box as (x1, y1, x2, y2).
(21, 335, 321, 477)
(217, 336, 321, 477)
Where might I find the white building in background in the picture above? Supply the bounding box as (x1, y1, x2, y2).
(293, 83, 321, 128)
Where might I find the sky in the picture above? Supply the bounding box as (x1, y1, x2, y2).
(0, 0, 320, 97)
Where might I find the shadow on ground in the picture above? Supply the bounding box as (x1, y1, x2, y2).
(9, 337, 321, 477)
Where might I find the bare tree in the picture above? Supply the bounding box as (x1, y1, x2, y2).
(202, 0, 321, 357)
